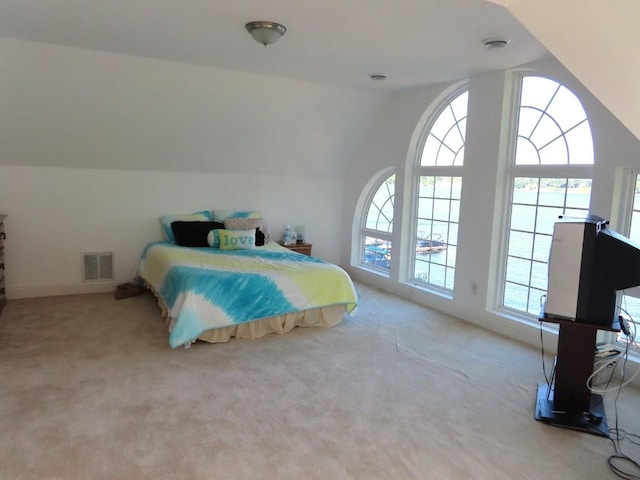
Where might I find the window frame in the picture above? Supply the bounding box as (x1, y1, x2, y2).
(496, 73, 594, 319)
(615, 169, 640, 305)
(410, 87, 468, 293)
(358, 170, 396, 275)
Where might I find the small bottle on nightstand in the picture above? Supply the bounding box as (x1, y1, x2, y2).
(283, 225, 297, 246)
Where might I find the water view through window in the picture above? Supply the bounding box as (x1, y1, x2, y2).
(414, 177, 460, 289)
(503, 75, 593, 316)
(504, 178, 591, 315)
(413, 90, 467, 290)
(362, 174, 394, 271)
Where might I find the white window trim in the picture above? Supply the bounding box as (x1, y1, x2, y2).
(408, 86, 468, 293)
(354, 168, 396, 275)
(611, 166, 639, 233)
(612, 167, 640, 300)
(494, 73, 595, 321)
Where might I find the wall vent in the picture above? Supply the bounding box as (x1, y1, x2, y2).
(82, 252, 114, 282)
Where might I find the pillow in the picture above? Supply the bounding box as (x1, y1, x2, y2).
(159, 210, 212, 242)
(255, 228, 265, 247)
(218, 229, 256, 250)
(171, 221, 224, 247)
(207, 228, 250, 248)
(224, 217, 271, 244)
(212, 210, 262, 223)
(207, 229, 221, 248)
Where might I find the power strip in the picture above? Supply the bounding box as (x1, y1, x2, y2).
(595, 343, 621, 358)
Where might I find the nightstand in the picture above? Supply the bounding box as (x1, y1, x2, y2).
(278, 242, 312, 256)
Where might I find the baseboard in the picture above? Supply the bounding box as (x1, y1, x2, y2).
(8, 282, 117, 299)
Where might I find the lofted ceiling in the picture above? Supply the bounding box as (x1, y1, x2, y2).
(0, 0, 549, 90)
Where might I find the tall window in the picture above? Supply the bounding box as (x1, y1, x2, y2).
(361, 173, 395, 271)
(502, 76, 594, 316)
(620, 173, 640, 331)
(414, 90, 467, 290)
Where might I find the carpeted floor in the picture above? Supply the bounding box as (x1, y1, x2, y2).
(0, 282, 638, 479)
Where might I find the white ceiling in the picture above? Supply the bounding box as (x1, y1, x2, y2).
(0, 0, 549, 90)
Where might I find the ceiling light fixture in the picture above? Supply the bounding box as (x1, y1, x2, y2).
(245, 21, 287, 46)
(369, 73, 388, 81)
(483, 38, 511, 50)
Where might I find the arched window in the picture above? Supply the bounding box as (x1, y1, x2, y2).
(502, 75, 594, 316)
(624, 173, 640, 317)
(413, 90, 468, 290)
(360, 173, 395, 272)
(614, 170, 640, 348)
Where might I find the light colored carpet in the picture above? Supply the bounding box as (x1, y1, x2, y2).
(0, 282, 639, 479)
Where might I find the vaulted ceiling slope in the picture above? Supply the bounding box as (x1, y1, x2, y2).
(0, 1, 550, 176)
(490, 0, 640, 142)
(0, 0, 548, 90)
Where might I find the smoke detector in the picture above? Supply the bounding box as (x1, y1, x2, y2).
(483, 38, 511, 50)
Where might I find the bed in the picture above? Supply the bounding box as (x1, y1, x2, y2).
(137, 239, 358, 348)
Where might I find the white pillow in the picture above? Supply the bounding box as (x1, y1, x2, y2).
(223, 217, 271, 242)
(218, 229, 256, 250)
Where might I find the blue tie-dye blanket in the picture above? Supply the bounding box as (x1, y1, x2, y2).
(137, 241, 358, 348)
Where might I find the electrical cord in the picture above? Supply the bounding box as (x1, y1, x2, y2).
(608, 453, 640, 480)
(593, 311, 640, 392)
(538, 294, 553, 388)
(606, 305, 640, 479)
(588, 352, 624, 394)
(366, 319, 472, 380)
(610, 428, 640, 448)
(534, 292, 640, 478)
(607, 356, 640, 480)
(386, 323, 472, 380)
(539, 294, 640, 478)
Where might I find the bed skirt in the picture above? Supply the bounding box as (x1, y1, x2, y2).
(147, 283, 345, 344)
(195, 304, 346, 343)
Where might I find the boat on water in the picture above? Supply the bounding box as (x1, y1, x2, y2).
(415, 234, 447, 254)
(364, 243, 391, 269)
(363, 235, 446, 268)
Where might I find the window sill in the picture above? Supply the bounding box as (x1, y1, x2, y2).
(404, 280, 453, 301)
(351, 264, 391, 278)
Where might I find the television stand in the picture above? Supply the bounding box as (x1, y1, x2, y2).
(535, 383, 609, 436)
(534, 316, 619, 437)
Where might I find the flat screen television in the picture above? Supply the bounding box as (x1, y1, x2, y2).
(545, 215, 640, 326)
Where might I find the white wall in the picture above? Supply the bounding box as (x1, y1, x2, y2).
(0, 38, 390, 297)
(343, 56, 640, 350)
(0, 38, 385, 177)
(0, 165, 345, 298)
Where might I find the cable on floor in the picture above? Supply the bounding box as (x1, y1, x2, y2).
(606, 305, 640, 479)
(368, 319, 472, 380)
